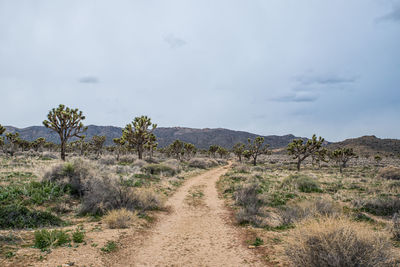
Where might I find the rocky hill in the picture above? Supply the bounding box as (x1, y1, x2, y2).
(328, 135, 400, 156)
(4, 125, 301, 149)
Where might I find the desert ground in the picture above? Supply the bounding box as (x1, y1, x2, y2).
(1, 151, 400, 266)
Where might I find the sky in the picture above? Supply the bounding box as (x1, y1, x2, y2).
(0, 0, 399, 141)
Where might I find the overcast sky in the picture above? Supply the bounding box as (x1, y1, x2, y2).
(0, 0, 399, 141)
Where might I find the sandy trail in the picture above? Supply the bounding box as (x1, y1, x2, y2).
(110, 165, 264, 267)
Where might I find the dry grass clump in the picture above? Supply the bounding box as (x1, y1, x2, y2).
(103, 208, 138, 229)
(141, 163, 178, 176)
(279, 198, 341, 225)
(285, 217, 396, 267)
(132, 159, 147, 168)
(282, 174, 321, 193)
(98, 155, 116, 165)
(377, 166, 400, 180)
(188, 158, 218, 169)
(392, 213, 400, 241)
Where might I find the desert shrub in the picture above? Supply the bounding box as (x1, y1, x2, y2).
(132, 159, 146, 168)
(355, 197, 400, 216)
(0, 181, 67, 206)
(285, 218, 395, 267)
(163, 159, 180, 168)
(34, 229, 70, 250)
(118, 155, 136, 164)
(43, 159, 93, 197)
(232, 163, 250, 173)
(279, 198, 341, 225)
(99, 155, 116, 165)
(0, 205, 63, 229)
(392, 213, 400, 241)
(72, 226, 85, 243)
(216, 159, 228, 165)
(41, 152, 58, 160)
(80, 177, 163, 215)
(188, 158, 218, 169)
(104, 208, 137, 229)
(141, 164, 177, 176)
(234, 182, 267, 227)
(282, 174, 321, 193)
(101, 241, 117, 253)
(377, 166, 400, 180)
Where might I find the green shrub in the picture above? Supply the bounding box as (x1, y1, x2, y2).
(101, 241, 117, 253)
(357, 197, 400, 216)
(0, 205, 63, 229)
(0, 181, 67, 206)
(72, 227, 85, 243)
(282, 174, 321, 193)
(43, 159, 92, 197)
(34, 229, 70, 250)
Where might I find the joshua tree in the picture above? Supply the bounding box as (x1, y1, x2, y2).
(18, 138, 31, 151)
(169, 139, 184, 160)
(374, 154, 382, 165)
(5, 132, 20, 156)
(91, 135, 106, 158)
(287, 134, 324, 171)
(32, 137, 46, 152)
(216, 146, 229, 159)
(144, 133, 158, 160)
(0, 124, 5, 151)
(113, 137, 126, 161)
(330, 148, 357, 173)
(208, 145, 219, 158)
(184, 143, 197, 159)
(245, 136, 269, 166)
(122, 115, 157, 160)
(312, 147, 329, 169)
(43, 104, 87, 161)
(232, 142, 245, 162)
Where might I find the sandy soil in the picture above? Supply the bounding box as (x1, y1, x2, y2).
(108, 165, 264, 267)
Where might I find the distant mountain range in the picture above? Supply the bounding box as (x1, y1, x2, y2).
(4, 126, 400, 155)
(327, 135, 400, 156)
(4, 125, 301, 149)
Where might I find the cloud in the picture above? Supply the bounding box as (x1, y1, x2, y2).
(294, 74, 356, 85)
(163, 34, 187, 49)
(377, 5, 400, 22)
(271, 93, 318, 103)
(78, 76, 99, 84)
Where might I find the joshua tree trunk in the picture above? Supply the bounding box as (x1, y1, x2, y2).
(60, 141, 66, 161)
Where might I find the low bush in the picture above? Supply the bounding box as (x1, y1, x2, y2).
(377, 166, 400, 180)
(234, 182, 267, 227)
(355, 197, 400, 216)
(141, 164, 177, 176)
(392, 213, 400, 241)
(99, 155, 116, 165)
(0, 181, 67, 206)
(34, 229, 70, 250)
(80, 177, 163, 215)
(279, 198, 341, 225)
(104, 208, 137, 229)
(101, 241, 117, 253)
(0, 205, 63, 229)
(285, 218, 395, 266)
(43, 159, 93, 197)
(188, 158, 218, 169)
(72, 226, 85, 243)
(282, 174, 321, 193)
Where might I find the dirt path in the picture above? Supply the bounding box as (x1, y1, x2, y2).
(110, 165, 264, 267)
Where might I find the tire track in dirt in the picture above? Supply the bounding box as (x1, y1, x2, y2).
(110, 165, 264, 267)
